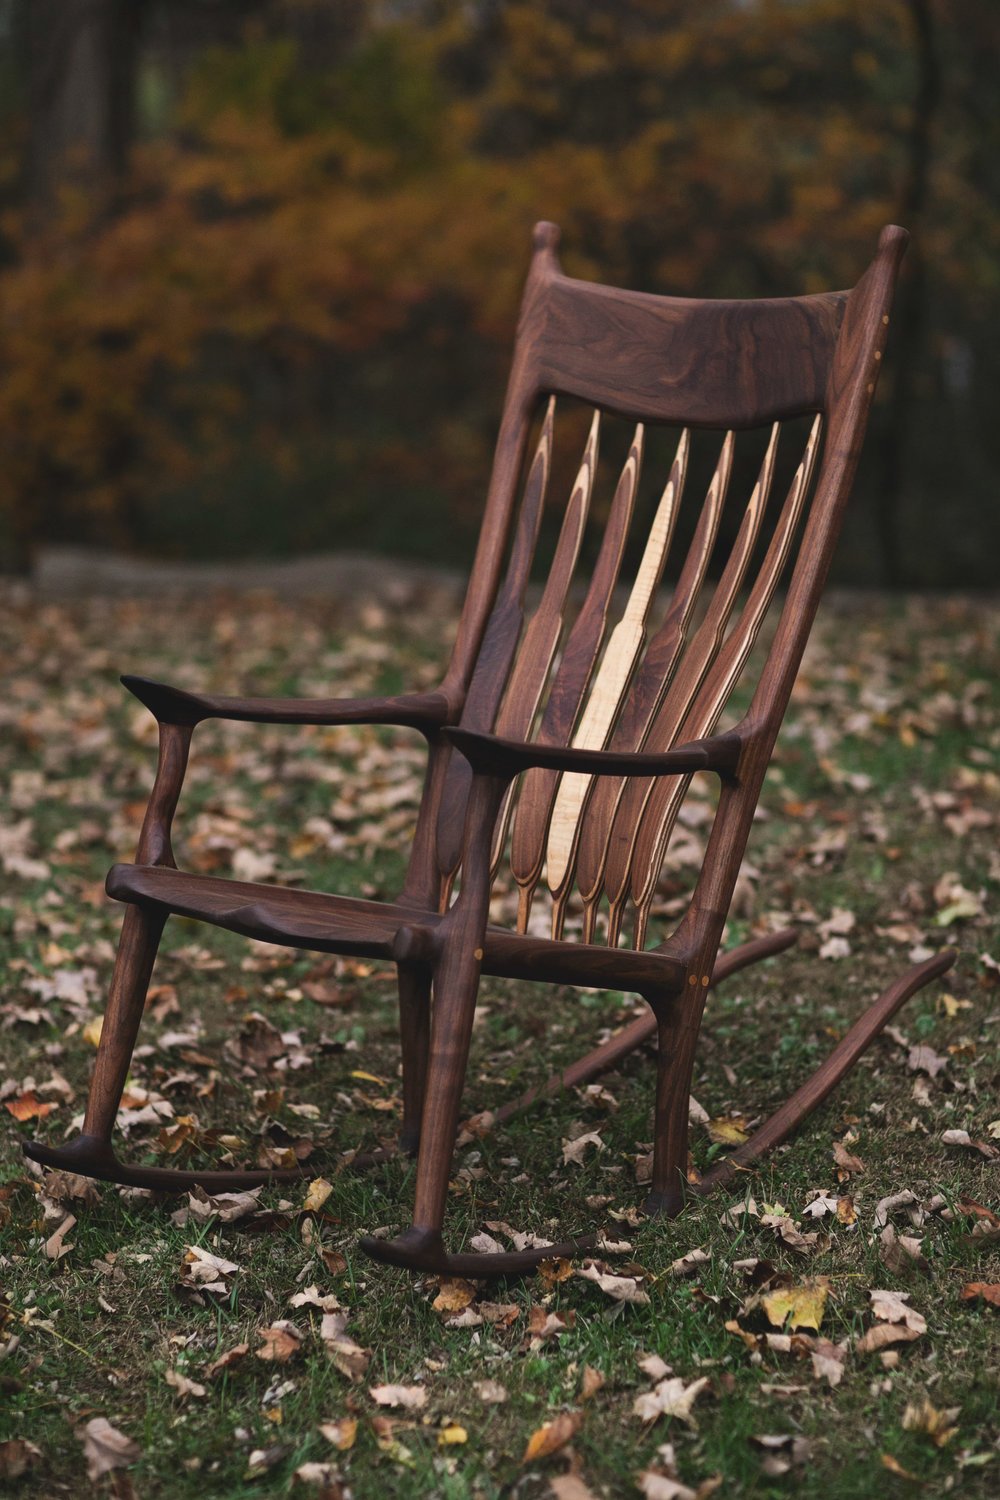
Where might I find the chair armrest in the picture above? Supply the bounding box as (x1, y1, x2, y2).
(121, 674, 451, 732)
(443, 726, 742, 779)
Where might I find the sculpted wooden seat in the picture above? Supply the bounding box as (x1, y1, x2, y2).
(25, 222, 955, 1275)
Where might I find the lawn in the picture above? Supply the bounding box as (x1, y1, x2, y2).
(1, 581, 998, 1498)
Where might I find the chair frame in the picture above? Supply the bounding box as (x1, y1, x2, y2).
(25, 222, 955, 1275)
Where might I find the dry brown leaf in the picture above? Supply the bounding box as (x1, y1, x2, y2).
(179, 1244, 240, 1295)
(320, 1311, 371, 1382)
(474, 1378, 508, 1404)
(369, 1383, 427, 1410)
(562, 1131, 605, 1166)
(78, 1418, 141, 1483)
(165, 1367, 207, 1399)
(879, 1224, 930, 1276)
(633, 1376, 710, 1427)
(832, 1139, 865, 1175)
(256, 1322, 302, 1362)
(960, 1281, 1000, 1308)
(670, 1247, 710, 1277)
(522, 1409, 583, 1462)
(580, 1365, 605, 1400)
(869, 1288, 927, 1332)
(575, 1260, 650, 1305)
(204, 1342, 249, 1378)
(0, 1439, 42, 1481)
(538, 1256, 575, 1289)
(432, 1276, 476, 1314)
(43, 1211, 76, 1261)
(4, 1091, 56, 1121)
(550, 1473, 599, 1500)
(318, 1416, 357, 1450)
(902, 1397, 961, 1447)
(527, 1306, 575, 1342)
(303, 1177, 334, 1212)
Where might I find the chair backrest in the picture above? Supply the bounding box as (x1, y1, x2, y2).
(404, 222, 907, 955)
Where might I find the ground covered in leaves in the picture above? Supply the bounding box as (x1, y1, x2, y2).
(1, 581, 998, 1499)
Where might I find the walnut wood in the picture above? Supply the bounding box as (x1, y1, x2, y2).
(688, 948, 956, 1202)
(121, 674, 450, 730)
(574, 430, 732, 925)
(26, 220, 938, 1278)
(508, 407, 633, 920)
(490, 926, 800, 1128)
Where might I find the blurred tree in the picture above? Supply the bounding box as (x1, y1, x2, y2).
(0, 0, 996, 581)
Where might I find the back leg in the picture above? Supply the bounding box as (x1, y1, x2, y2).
(396, 962, 431, 1155)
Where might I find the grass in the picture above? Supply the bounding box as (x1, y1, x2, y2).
(1, 583, 998, 1498)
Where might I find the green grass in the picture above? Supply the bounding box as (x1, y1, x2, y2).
(1, 586, 998, 1497)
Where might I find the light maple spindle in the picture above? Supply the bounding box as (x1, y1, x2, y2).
(26, 221, 956, 1280)
(545, 426, 689, 936)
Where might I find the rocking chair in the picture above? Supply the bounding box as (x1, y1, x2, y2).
(25, 222, 955, 1276)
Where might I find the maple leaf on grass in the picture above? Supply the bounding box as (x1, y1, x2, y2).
(78, 1418, 141, 1483)
(521, 1409, 583, 1462)
(633, 1376, 711, 1427)
(762, 1277, 830, 1332)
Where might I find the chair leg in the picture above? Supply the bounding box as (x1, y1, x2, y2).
(23, 903, 311, 1191)
(396, 962, 430, 1156)
(644, 991, 705, 1218)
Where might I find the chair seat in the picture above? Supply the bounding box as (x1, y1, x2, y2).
(106, 863, 686, 994)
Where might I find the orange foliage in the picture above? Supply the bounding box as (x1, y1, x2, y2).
(0, 1, 989, 557)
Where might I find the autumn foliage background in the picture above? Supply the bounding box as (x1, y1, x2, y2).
(0, 0, 997, 584)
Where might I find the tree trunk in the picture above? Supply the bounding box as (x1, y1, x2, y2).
(26, 0, 141, 213)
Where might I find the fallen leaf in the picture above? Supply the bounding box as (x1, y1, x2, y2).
(880, 1453, 924, 1481)
(303, 1177, 334, 1212)
(941, 1128, 999, 1160)
(633, 1376, 710, 1427)
(256, 1322, 302, 1362)
(4, 1091, 56, 1121)
(908, 1044, 948, 1078)
(580, 1365, 605, 1400)
(320, 1311, 370, 1382)
(670, 1247, 710, 1277)
(179, 1244, 240, 1295)
(575, 1260, 650, 1304)
(902, 1396, 961, 1447)
(550, 1473, 600, 1499)
(832, 1139, 865, 1175)
(562, 1131, 605, 1166)
(0, 1439, 42, 1481)
(369, 1383, 427, 1410)
(522, 1409, 583, 1461)
(318, 1416, 357, 1450)
(43, 1212, 76, 1261)
(204, 1342, 249, 1378)
(538, 1256, 575, 1289)
(78, 1418, 141, 1483)
(474, 1378, 508, 1404)
(960, 1282, 1000, 1308)
(750, 1433, 811, 1477)
(879, 1224, 930, 1276)
(165, 1367, 207, 1399)
(438, 1424, 467, 1446)
(432, 1277, 476, 1314)
(762, 1279, 829, 1332)
(705, 1116, 750, 1145)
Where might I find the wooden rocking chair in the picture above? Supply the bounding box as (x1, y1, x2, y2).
(26, 222, 955, 1275)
